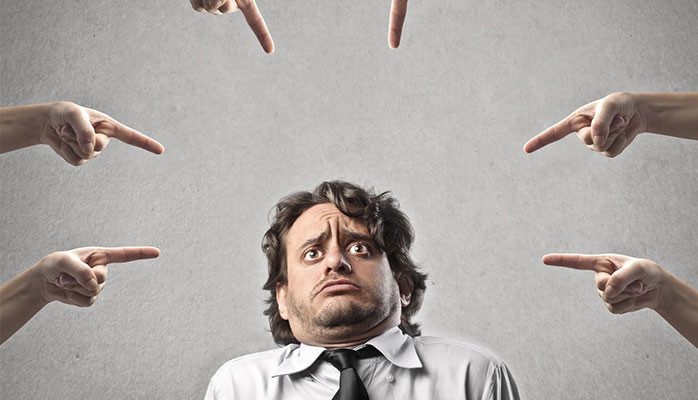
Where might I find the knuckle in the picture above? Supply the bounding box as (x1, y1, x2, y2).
(52, 251, 72, 265)
(598, 141, 613, 152)
(608, 91, 628, 100)
(606, 303, 621, 314)
(55, 100, 75, 110)
(590, 120, 606, 130)
(191, 0, 205, 11)
(64, 106, 83, 119)
(94, 270, 107, 283)
(78, 295, 97, 307)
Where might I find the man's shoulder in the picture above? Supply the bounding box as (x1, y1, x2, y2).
(210, 346, 292, 380)
(411, 335, 505, 368)
(207, 347, 296, 399)
(406, 335, 520, 399)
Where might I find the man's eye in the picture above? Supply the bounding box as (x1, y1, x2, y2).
(348, 243, 369, 255)
(304, 250, 320, 261)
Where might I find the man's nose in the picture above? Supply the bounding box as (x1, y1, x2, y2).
(325, 246, 352, 274)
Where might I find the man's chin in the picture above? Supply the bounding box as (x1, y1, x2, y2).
(313, 300, 374, 328)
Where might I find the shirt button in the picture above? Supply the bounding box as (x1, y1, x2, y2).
(386, 374, 394, 383)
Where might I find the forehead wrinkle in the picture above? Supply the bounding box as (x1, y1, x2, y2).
(297, 227, 330, 252)
(288, 204, 369, 251)
(313, 214, 370, 242)
(341, 230, 374, 244)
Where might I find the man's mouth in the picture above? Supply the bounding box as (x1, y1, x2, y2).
(319, 279, 360, 294)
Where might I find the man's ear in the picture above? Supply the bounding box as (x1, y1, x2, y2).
(276, 283, 289, 320)
(397, 274, 412, 307)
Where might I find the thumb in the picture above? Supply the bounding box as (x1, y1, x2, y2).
(591, 99, 620, 148)
(56, 253, 99, 291)
(605, 262, 647, 298)
(65, 106, 96, 154)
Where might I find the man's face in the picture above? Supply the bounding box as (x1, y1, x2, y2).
(276, 203, 410, 346)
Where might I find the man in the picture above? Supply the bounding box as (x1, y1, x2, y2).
(206, 181, 519, 399)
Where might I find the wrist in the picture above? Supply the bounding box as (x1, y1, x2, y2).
(653, 269, 678, 314)
(24, 263, 52, 308)
(633, 93, 657, 135)
(0, 104, 49, 152)
(35, 102, 59, 146)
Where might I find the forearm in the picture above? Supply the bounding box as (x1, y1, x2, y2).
(654, 271, 698, 347)
(0, 103, 51, 153)
(0, 264, 49, 344)
(635, 92, 698, 140)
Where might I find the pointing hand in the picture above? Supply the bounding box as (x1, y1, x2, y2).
(191, 0, 274, 53)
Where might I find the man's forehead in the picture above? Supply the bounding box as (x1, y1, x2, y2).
(287, 204, 368, 242)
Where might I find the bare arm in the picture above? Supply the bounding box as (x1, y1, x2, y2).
(637, 92, 698, 140)
(543, 253, 698, 347)
(654, 270, 698, 347)
(0, 265, 48, 344)
(0, 246, 159, 345)
(0, 102, 164, 165)
(524, 92, 698, 156)
(0, 103, 47, 153)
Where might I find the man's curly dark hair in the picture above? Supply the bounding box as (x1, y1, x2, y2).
(261, 180, 428, 345)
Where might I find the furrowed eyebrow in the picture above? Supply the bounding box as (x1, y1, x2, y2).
(297, 230, 330, 252)
(342, 231, 376, 247)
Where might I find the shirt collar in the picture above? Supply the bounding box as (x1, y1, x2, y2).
(360, 327, 422, 369)
(271, 327, 422, 377)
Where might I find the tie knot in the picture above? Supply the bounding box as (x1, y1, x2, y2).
(323, 349, 357, 371)
(322, 346, 381, 371)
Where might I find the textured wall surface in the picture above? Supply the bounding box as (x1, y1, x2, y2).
(1, 1, 697, 399)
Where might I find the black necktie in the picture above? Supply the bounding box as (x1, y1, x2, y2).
(322, 347, 379, 400)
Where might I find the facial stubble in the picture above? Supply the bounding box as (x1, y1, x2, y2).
(286, 285, 401, 332)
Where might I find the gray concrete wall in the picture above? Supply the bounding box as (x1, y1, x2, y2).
(1, 0, 696, 398)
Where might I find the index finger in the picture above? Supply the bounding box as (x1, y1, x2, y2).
(98, 120, 165, 155)
(78, 246, 161, 266)
(389, 0, 408, 49)
(237, 0, 274, 54)
(543, 253, 603, 271)
(523, 116, 575, 153)
(542, 253, 624, 274)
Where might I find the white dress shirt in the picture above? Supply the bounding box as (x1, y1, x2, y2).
(205, 327, 520, 400)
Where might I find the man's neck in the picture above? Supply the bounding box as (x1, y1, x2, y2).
(297, 317, 399, 349)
